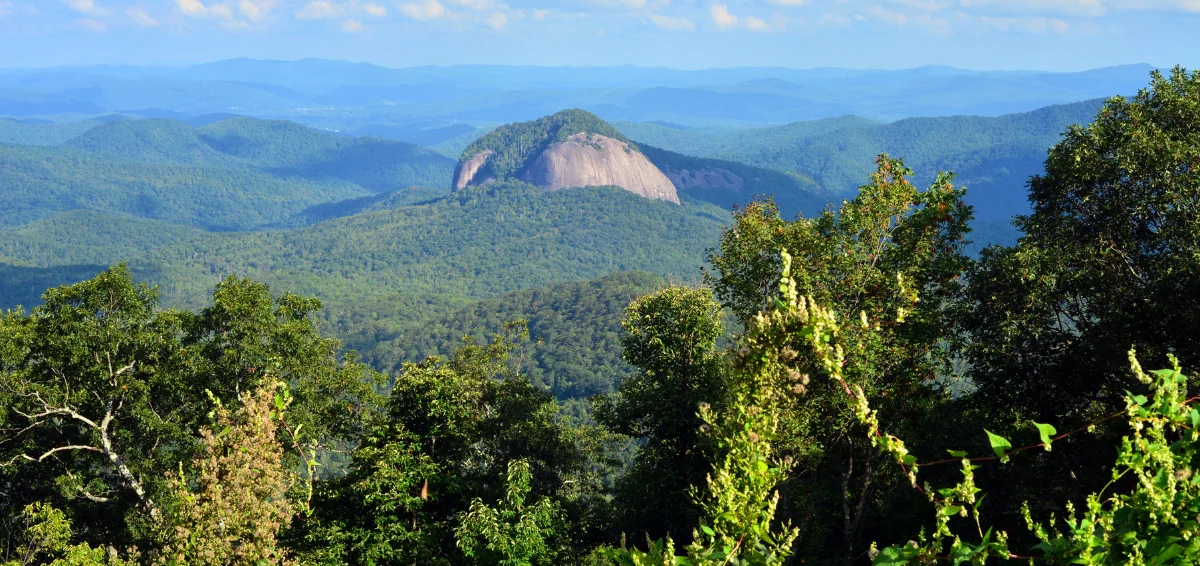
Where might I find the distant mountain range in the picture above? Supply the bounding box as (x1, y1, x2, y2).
(0, 58, 1156, 132)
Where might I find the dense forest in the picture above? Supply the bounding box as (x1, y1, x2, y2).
(0, 117, 457, 230)
(3, 67, 1199, 565)
(616, 99, 1105, 222)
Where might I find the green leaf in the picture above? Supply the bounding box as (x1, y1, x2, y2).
(901, 454, 917, 465)
(872, 545, 909, 566)
(700, 525, 714, 536)
(985, 430, 1012, 458)
(946, 449, 967, 458)
(1034, 422, 1057, 451)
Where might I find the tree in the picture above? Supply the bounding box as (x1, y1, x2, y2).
(594, 286, 727, 544)
(0, 267, 383, 553)
(706, 156, 974, 563)
(1, 503, 136, 566)
(960, 66, 1200, 536)
(456, 459, 565, 566)
(296, 331, 602, 565)
(0, 266, 195, 546)
(966, 66, 1200, 415)
(156, 383, 294, 566)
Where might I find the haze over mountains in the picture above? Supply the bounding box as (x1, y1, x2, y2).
(0, 58, 1154, 133)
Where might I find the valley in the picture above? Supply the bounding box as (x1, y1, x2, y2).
(0, 96, 1108, 406)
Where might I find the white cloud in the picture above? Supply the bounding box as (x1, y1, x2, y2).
(743, 14, 772, 30)
(971, 14, 1070, 32)
(209, 3, 234, 18)
(126, 7, 159, 26)
(587, 0, 646, 8)
(177, 0, 207, 16)
(886, 0, 953, 10)
(711, 2, 737, 27)
(447, 0, 493, 9)
(864, 4, 907, 24)
(342, 17, 363, 29)
(399, 0, 446, 20)
(78, 17, 107, 31)
(766, 0, 809, 5)
(296, 0, 341, 19)
(647, 11, 695, 30)
(363, 2, 387, 16)
(486, 10, 506, 28)
(1110, 0, 1200, 11)
(239, 0, 275, 21)
(177, 0, 233, 19)
(957, 0, 1106, 17)
(65, 0, 107, 17)
(0, 1, 13, 16)
(532, 7, 549, 18)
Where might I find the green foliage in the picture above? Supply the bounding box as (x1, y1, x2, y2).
(0, 118, 102, 146)
(358, 271, 667, 402)
(156, 384, 293, 566)
(618, 100, 1102, 222)
(0, 266, 382, 553)
(456, 459, 565, 566)
(0, 117, 455, 230)
(637, 144, 830, 221)
(1027, 355, 1200, 564)
(462, 109, 632, 182)
(2, 503, 134, 566)
(134, 182, 726, 325)
(601, 277, 802, 566)
(959, 66, 1200, 536)
(296, 332, 609, 565)
(707, 155, 973, 562)
(594, 286, 727, 543)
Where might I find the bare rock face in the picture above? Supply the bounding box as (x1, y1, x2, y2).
(520, 134, 679, 204)
(666, 168, 745, 194)
(453, 149, 493, 190)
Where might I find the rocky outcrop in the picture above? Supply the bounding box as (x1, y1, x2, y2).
(666, 168, 745, 194)
(519, 134, 679, 204)
(453, 149, 493, 190)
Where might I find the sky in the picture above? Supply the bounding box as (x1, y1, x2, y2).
(0, 0, 1198, 70)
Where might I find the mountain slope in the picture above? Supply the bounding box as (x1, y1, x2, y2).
(135, 183, 727, 311)
(617, 99, 1105, 220)
(0, 117, 457, 229)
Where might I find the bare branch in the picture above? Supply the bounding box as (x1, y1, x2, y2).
(36, 444, 102, 462)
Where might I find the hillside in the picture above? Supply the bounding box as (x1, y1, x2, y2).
(0, 117, 103, 145)
(0, 117, 456, 229)
(355, 270, 667, 403)
(616, 99, 1106, 221)
(131, 183, 726, 308)
(638, 144, 828, 219)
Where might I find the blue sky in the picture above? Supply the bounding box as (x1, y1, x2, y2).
(1, 0, 1198, 70)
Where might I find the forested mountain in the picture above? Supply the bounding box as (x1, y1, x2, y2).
(0, 117, 103, 145)
(136, 183, 726, 308)
(0, 117, 455, 229)
(617, 99, 1106, 221)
